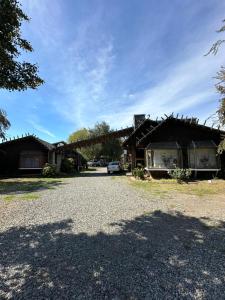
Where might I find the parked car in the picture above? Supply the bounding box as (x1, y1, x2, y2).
(87, 160, 101, 167)
(93, 160, 101, 167)
(107, 161, 121, 174)
(87, 161, 94, 167)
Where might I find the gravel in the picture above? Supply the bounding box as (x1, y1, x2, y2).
(0, 168, 225, 299)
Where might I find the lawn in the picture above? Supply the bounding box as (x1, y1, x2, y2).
(0, 177, 64, 201)
(127, 177, 225, 198)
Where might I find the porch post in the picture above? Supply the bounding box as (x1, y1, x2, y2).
(131, 138, 136, 170)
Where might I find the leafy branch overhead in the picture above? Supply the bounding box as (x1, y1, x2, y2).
(0, 0, 44, 91)
(206, 20, 225, 56)
(207, 19, 225, 152)
(0, 109, 10, 139)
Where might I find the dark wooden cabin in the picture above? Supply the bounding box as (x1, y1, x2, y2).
(0, 136, 54, 176)
(0, 135, 86, 176)
(123, 114, 225, 177)
(1, 115, 224, 178)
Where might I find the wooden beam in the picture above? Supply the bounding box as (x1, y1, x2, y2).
(59, 127, 134, 150)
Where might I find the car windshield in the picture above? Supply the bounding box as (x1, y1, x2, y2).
(109, 162, 119, 165)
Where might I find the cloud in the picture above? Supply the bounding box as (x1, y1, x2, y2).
(18, 0, 225, 135)
(99, 45, 224, 128)
(21, 0, 63, 49)
(48, 12, 115, 128)
(28, 120, 55, 138)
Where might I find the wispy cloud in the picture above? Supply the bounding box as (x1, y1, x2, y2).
(49, 13, 115, 128)
(28, 120, 55, 138)
(99, 45, 224, 128)
(4, 0, 224, 141)
(21, 0, 63, 49)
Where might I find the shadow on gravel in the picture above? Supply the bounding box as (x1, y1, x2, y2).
(1, 211, 225, 299)
(0, 180, 64, 195)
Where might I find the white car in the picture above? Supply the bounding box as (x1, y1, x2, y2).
(107, 161, 121, 174)
(87, 161, 94, 167)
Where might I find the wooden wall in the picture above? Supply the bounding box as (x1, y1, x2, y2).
(127, 120, 224, 171)
(0, 138, 49, 176)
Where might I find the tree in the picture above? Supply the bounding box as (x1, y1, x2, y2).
(68, 128, 93, 160)
(68, 122, 123, 161)
(68, 128, 90, 143)
(0, 109, 10, 139)
(0, 0, 44, 91)
(0, 0, 44, 139)
(207, 19, 225, 153)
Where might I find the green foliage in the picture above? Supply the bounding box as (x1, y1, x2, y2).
(68, 121, 123, 161)
(61, 158, 75, 173)
(207, 19, 225, 152)
(42, 163, 57, 178)
(0, 109, 10, 139)
(218, 139, 225, 154)
(0, 0, 44, 91)
(132, 167, 145, 180)
(68, 128, 89, 143)
(168, 168, 192, 183)
(122, 163, 131, 171)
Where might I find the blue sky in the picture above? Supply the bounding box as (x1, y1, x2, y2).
(0, 0, 225, 142)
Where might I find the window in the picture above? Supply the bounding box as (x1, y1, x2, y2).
(188, 141, 219, 169)
(152, 149, 179, 168)
(145, 142, 181, 169)
(19, 151, 45, 169)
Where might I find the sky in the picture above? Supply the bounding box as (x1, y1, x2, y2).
(0, 0, 225, 142)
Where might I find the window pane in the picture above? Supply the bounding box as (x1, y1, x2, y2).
(189, 148, 218, 169)
(20, 151, 45, 168)
(153, 149, 178, 168)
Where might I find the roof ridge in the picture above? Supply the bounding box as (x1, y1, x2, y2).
(0, 135, 55, 150)
(137, 116, 224, 146)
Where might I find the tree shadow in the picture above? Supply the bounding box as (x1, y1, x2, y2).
(1, 211, 225, 299)
(0, 179, 65, 195)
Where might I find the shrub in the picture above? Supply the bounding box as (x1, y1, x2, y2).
(132, 167, 145, 180)
(122, 163, 131, 172)
(42, 163, 57, 177)
(168, 168, 192, 183)
(61, 158, 75, 173)
(136, 163, 144, 168)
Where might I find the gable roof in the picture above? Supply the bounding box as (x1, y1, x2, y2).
(137, 116, 225, 146)
(123, 118, 158, 147)
(0, 135, 55, 151)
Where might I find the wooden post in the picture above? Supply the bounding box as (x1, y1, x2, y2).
(131, 137, 136, 170)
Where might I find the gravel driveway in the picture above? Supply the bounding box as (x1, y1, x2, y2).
(0, 168, 225, 299)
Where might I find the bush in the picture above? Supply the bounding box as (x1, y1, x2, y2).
(168, 168, 192, 183)
(132, 167, 145, 180)
(42, 163, 57, 177)
(61, 158, 75, 173)
(122, 163, 131, 171)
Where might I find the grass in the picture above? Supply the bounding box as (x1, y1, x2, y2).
(3, 195, 15, 201)
(22, 194, 39, 201)
(128, 178, 225, 197)
(0, 177, 64, 202)
(0, 177, 63, 195)
(3, 193, 39, 201)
